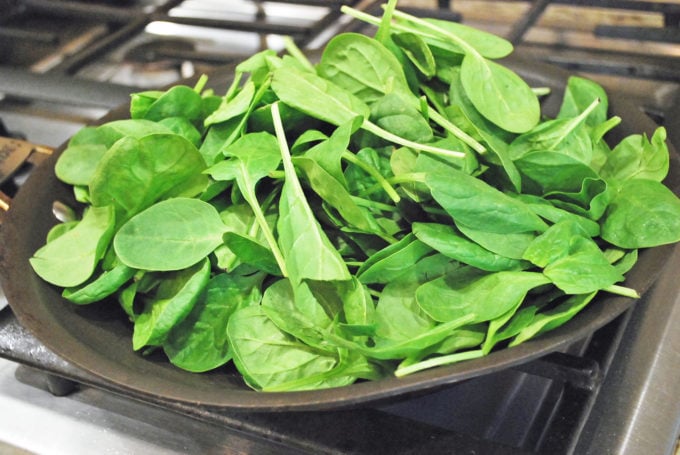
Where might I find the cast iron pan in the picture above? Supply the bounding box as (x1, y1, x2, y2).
(0, 55, 677, 411)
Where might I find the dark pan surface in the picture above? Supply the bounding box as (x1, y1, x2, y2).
(1, 56, 677, 411)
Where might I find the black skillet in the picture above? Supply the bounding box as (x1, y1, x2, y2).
(0, 55, 677, 411)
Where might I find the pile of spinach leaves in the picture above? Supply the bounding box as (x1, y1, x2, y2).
(30, 1, 680, 391)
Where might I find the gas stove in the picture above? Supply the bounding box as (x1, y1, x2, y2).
(0, 1, 679, 454)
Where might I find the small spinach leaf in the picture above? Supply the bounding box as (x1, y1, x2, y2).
(132, 258, 211, 350)
(30, 205, 116, 287)
(426, 167, 548, 234)
(163, 272, 263, 372)
(114, 198, 227, 271)
(413, 222, 526, 271)
(89, 134, 207, 221)
(273, 103, 351, 283)
(600, 127, 669, 183)
(416, 270, 549, 322)
(600, 179, 680, 248)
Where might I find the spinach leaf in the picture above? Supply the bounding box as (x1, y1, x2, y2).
(163, 272, 263, 372)
(304, 120, 359, 186)
(114, 198, 227, 271)
(132, 258, 211, 350)
(420, 17, 514, 59)
(415, 270, 549, 322)
(260, 279, 333, 350)
(515, 151, 599, 195)
(557, 76, 608, 127)
(158, 117, 202, 147)
(293, 156, 383, 234)
(413, 222, 526, 271)
(212, 203, 260, 272)
(426, 167, 548, 234)
(137, 85, 204, 125)
(357, 233, 433, 284)
(510, 292, 597, 346)
(89, 134, 207, 222)
(600, 179, 680, 248)
(509, 98, 599, 162)
(514, 193, 600, 237)
(385, 252, 459, 286)
(96, 119, 173, 146)
(272, 103, 351, 283)
(207, 131, 286, 274)
(460, 54, 540, 133)
(341, 277, 376, 328)
(483, 304, 540, 354)
(222, 232, 281, 276)
(546, 177, 611, 220)
(524, 220, 624, 294)
(374, 280, 435, 342)
(204, 80, 255, 127)
(370, 92, 433, 142)
(600, 127, 669, 183)
(55, 144, 108, 186)
(545, 237, 624, 294)
(62, 263, 136, 304)
(448, 67, 521, 191)
(523, 220, 592, 268)
(456, 222, 536, 260)
(30, 205, 116, 287)
(317, 32, 414, 106)
(228, 305, 354, 391)
(366, 8, 514, 59)
(272, 64, 370, 126)
(368, 314, 478, 360)
(392, 31, 436, 78)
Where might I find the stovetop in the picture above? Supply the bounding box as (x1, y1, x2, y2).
(1, 1, 680, 454)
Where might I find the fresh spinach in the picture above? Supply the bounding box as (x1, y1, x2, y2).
(163, 271, 263, 372)
(29, 3, 680, 392)
(132, 258, 211, 350)
(114, 198, 227, 271)
(30, 205, 116, 287)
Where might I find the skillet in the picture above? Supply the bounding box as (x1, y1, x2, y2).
(0, 55, 677, 411)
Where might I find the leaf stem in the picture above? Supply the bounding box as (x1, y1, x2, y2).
(547, 97, 601, 150)
(283, 36, 315, 72)
(240, 171, 288, 278)
(224, 72, 243, 101)
(362, 119, 466, 160)
(193, 74, 208, 94)
(350, 196, 398, 212)
(252, 103, 294, 278)
(395, 349, 485, 377)
(603, 284, 640, 299)
(428, 109, 487, 155)
(532, 87, 552, 97)
(342, 151, 401, 203)
(375, 0, 398, 43)
(360, 173, 426, 198)
(341, 6, 480, 60)
(390, 8, 480, 58)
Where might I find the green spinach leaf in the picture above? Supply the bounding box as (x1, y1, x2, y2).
(30, 205, 116, 287)
(114, 198, 227, 271)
